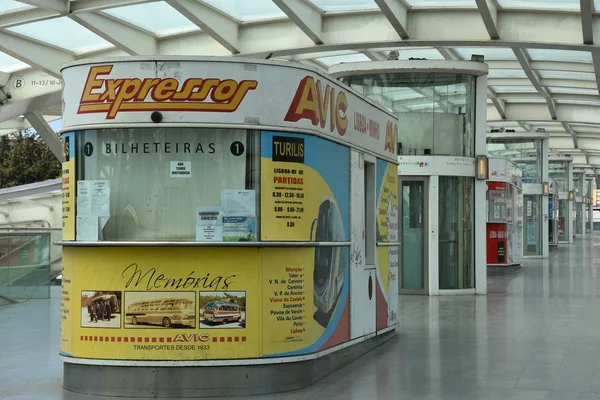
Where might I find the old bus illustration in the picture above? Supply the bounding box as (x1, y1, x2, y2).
(310, 198, 346, 328)
(125, 297, 195, 328)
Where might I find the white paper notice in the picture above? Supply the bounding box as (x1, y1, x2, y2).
(196, 225, 223, 242)
(76, 181, 92, 216)
(195, 206, 223, 241)
(77, 180, 110, 217)
(91, 181, 110, 217)
(76, 216, 99, 241)
(221, 190, 256, 216)
(170, 161, 192, 178)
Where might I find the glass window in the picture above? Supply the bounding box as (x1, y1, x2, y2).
(343, 73, 476, 157)
(487, 139, 542, 183)
(549, 161, 569, 191)
(0, 52, 30, 73)
(438, 176, 474, 289)
(75, 127, 259, 242)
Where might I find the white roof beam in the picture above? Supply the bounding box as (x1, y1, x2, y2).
(0, 31, 74, 78)
(436, 47, 463, 60)
(373, 0, 409, 40)
(24, 110, 64, 162)
(166, 0, 240, 54)
(17, 0, 68, 13)
(475, 0, 499, 40)
(517, 121, 532, 132)
(364, 51, 388, 61)
(592, 53, 600, 95)
(512, 48, 557, 120)
(488, 88, 506, 119)
(0, 8, 61, 28)
(70, 0, 161, 13)
(581, 0, 594, 44)
(70, 12, 157, 55)
(273, 0, 323, 45)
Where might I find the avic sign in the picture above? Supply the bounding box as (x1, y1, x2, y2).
(78, 65, 258, 119)
(284, 76, 349, 136)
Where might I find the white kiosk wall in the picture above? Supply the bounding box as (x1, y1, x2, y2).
(332, 61, 488, 295)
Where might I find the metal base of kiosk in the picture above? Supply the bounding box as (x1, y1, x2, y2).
(63, 330, 395, 398)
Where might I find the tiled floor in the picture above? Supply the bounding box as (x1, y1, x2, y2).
(3, 235, 600, 399)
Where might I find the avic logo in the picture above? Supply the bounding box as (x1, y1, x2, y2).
(284, 76, 348, 136)
(172, 333, 211, 343)
(77, 65, 258, 119)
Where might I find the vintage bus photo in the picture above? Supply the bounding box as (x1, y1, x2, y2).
(124, 292, 196, 328)
(81, 291, 122, 328)
(311, 199, 347, 328)
(199, 291, 246, 328)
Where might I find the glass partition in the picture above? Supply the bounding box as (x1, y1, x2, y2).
(343, 73, 476, 157)
(524, 195, 543, 256)
(438, 176, 474, 289)
(573, 173, 583, 197)
(0, 231, 51, 300)
(76, 127, 260, 242)
(549, 161, 569, 192)
(487, 139, 542, 183)
(558, 199, 569, 241)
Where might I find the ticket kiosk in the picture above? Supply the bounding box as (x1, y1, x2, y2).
(486, 157, 523, 266)
(57, 57, 400, 397)
(332, 60, 488, 295)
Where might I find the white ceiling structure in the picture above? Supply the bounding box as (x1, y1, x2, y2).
(1, 0, 600, 171)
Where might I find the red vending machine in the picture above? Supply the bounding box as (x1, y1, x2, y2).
(487, 158, 523, 266)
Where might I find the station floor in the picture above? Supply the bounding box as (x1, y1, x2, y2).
(3, 235, 600, 400)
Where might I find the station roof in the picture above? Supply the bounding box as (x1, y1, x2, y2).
(0, 0, 599, 171)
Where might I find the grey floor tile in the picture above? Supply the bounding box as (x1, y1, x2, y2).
(5, 236, 600, 399)
(548, 390, 592, 400)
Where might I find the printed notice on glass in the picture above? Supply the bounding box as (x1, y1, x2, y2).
(170, 161, 191, 178)
(223, 216, 256, 241)
(76, 216, 99, 241)
(91, 180, 110, 217)
(196, 206, 223, 242)
(77, 180, 110, 217)
(221, 190, 255, 215)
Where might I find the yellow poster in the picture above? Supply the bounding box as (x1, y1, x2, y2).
(61, 247, 261, 360)
(261, 247, 350, 357)
(260, 132, 350, 242)
(61, 132, 75, 240)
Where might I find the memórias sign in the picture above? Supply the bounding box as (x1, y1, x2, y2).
(61, 58, 399, 162)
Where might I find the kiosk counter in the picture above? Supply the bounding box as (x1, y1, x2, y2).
(57, 57, 399, 397)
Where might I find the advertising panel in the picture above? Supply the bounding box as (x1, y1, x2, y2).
(260, 131, 350, 242)
(62, 132, 75, 240)
(375, 160, 399, 330)
(262, 247, 350, 357)
(60, 59, 398, 162)
(60, 247, 261, 360)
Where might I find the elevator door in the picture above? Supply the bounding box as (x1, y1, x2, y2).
(399, 177, 428, 294)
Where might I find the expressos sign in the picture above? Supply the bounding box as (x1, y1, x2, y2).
(77, 65, 259, 119)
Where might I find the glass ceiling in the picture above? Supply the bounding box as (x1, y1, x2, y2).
(0, 0, 599, 166)
(308, 0, 379, 12)
(0, 0, 32, 13)
(8, 17, 112, 54)
(103, 2, 200, 37)
(201, 0, 287, 22)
